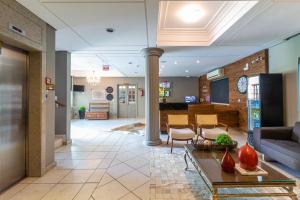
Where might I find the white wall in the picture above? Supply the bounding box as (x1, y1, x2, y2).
(269, 35, 300, 126)
(72, 77, 199, 118)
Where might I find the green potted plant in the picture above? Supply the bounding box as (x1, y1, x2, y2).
(78, 106, 86, 119)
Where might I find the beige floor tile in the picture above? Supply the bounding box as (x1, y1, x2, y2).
(97, 158, 113, 169)
(10, 184, 55, 200)
(69, 152, 92, 160)
(0, 184, 28, 200)
(125, 156, 149, 169)
(73, 183, 97, 200)
(119, 193, 141, 200)
(55, 159, 80, 170)
(92, 180, 129, 200)
(87, 152, 107, 159)
(133, 182, 150, 200)
(34, 169, 70, 184)
(87, 169, 105, 183)
(60, 170, 94, 183)
(118, 171, 149, 191)
(18, 177, 39, 184)
(74, 159, 102, 170)
(107, 163, 133, 179)
(98, 173, 114, 186)
(115, 152, 138, 162)
(55, 152, 72, 160)
(41, 184, 82, 200)
(137, 165, 150, 177)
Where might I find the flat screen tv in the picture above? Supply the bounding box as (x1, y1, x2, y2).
(185, 96, 196, 103)
(73, 85, 85, 92)
(210, 78, 229, 104)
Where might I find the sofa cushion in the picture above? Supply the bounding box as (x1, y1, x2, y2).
(292, 122, 300, 142)
(261, 139, 300, 160)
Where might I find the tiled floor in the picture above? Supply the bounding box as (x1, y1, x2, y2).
(0, 119, 299, 200)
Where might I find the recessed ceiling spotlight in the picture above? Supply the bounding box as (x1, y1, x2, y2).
(178, 4, 205, 23)
(196, 60, 200, 64)
(174, 61, 178, 65)
(136, 65, 140, 68)
(106, 28, 115, 33)
(186, 75, 190, 78)
(185, 70, 189, 73)
(161, 60, 167, 63)
(128, 62, 133, 65)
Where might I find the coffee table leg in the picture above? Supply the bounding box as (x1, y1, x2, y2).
(212, 188, 218, 200)
(184, 152, 188, 171)
(288, 186, 298, 200)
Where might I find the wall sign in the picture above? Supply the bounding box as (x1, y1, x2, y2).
(9, 23, 26, 36)
(92, 90, 105, 100)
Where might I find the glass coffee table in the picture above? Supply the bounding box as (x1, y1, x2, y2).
(184, 144, 297, 200)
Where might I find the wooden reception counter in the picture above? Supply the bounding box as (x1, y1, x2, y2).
(159, 103, 239, 132)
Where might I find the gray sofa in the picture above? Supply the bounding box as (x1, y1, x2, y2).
(254, 122, 300, 171)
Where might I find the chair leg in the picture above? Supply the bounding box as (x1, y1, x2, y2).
(171, 139, 173, 153)
(167, 135, 170, 145)
(187, 140, 189, 144)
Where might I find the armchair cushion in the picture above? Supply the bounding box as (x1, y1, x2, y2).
(199, 128, 228, 140)
(170, 128, 195, 140)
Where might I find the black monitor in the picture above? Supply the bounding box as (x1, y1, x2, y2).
(73, 85, 85, 92)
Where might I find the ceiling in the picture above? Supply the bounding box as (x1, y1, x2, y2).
(16, 0, 300, 77)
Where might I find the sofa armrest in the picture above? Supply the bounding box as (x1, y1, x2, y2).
(253, 127, 293, 152)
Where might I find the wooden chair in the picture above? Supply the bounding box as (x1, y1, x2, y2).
(195, 114, 229, 143)
(166, 114, 195, 153)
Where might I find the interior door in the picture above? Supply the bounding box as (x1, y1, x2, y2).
(118, 84, 137, 118)
(0, 45, 27, 192)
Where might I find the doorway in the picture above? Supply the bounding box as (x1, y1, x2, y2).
(117, 84, 138, 118)
(0, 45, 27, 192)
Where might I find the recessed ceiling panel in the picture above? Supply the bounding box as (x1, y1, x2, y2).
(43, 2, 148, 46)
(157, 1, 258, 46)
(161, 1, 225, 29)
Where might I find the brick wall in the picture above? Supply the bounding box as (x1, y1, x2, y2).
(199, 49, 269, 131)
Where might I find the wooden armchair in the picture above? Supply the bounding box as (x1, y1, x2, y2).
(195, 114, 229, 143)
(166, 114, 195, 153)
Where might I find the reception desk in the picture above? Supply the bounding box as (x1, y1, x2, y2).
(159, 103, 239, 132)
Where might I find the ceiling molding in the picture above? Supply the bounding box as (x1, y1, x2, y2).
(157, 1, 258, 46)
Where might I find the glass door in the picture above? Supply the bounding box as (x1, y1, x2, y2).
(117, 84, 137, 118)
(247, 76, 261, 131)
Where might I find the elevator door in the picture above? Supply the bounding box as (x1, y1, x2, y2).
(118, 84, 137, 118)
(0, 45, 27, 192)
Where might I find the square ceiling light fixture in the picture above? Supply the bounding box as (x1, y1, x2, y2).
(157, 1, 258, 46)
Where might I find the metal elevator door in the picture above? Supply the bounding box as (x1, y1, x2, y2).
(0, 45, 27, 192)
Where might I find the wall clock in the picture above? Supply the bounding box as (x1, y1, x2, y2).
(237, 75, 248, 94)
(106, 86, 113, 93)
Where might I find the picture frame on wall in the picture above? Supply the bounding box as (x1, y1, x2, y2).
(92, 90, 105, 100)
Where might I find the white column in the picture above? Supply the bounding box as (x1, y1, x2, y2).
(141, 47, 164, 146)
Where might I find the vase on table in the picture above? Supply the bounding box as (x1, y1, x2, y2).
(238, 143, 258, 171)
(221, 148, 235, 173)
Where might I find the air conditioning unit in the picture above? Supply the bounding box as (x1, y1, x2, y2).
(207, 68, 224, 80)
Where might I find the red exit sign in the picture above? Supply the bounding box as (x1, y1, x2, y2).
(103, 65, 109, 71)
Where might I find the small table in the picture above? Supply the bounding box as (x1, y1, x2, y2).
(184, 144, 297, 200)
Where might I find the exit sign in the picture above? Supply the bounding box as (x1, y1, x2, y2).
(103, 65, 109, 71)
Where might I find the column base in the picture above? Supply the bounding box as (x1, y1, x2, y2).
(143, 139, 162, 146)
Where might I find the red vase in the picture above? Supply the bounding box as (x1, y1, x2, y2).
(221, 149, 235, 173)
(238, 143, 258, 171)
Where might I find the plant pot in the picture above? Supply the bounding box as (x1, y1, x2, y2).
(79, 110, 85, 119)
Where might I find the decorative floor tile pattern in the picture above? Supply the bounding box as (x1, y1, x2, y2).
(0, 119, 299, 200)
